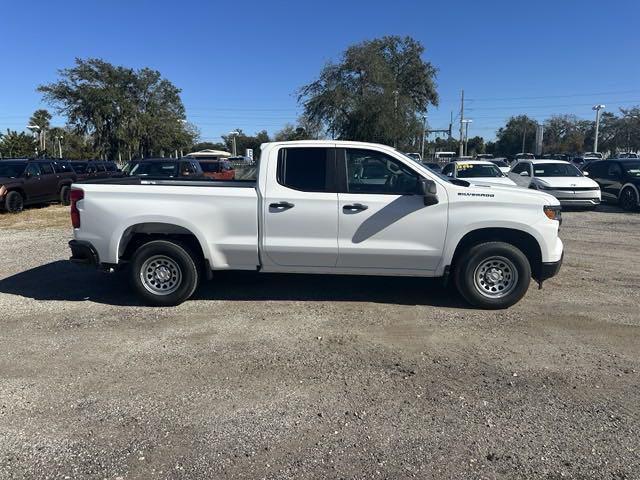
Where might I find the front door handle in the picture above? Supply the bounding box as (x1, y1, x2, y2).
(343, 203, 368, 212)
(269, 201, 295, 210)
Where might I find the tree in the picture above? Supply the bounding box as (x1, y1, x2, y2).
(494, 115, 538, 157)
(191, 141, 228, 152)
(299, 36, 438, 150)
(29, 109, 52, 130)
(38, 58, 197, 160)
(0, 129, 37, 158)
(542, 115, 588, 154)
(466, 136, 485, 156)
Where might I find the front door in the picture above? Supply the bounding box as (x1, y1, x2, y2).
(37, 162, 59, 200)
(262, 146, 339, 268)
(336, 148, 447, 272)
(22, 163, 43, 203)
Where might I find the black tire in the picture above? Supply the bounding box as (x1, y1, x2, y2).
(619, 187, 638, 211)
(60, 185, 71, 206)
(454, 241, 532, 309)
(4, 191, 24, 213)
(130, 240, 200, 306)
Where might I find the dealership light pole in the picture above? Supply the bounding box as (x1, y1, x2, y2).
(592, 104, 605, 153)
(420, 114, 427, 160)
(462, 119, 473, 156)
(26, 125, 41, 156)
(228, 131, 240, 156)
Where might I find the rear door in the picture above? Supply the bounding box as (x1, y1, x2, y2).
(37, 162, 59, 200)
(336, 148, 447, 271)
(262, 146, 338, 267)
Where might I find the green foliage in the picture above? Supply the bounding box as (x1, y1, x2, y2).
(299, 36, 438, 150)
(466, 136, 485, 156)
(494, 115, 538, 157)
(0, 129, 36, 158)
(191, 142, 228, 152)
(38, 58, 197, 160)
(28, 109, 52, 130)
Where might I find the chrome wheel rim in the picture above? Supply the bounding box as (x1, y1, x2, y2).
(140, 255, 182, 295)
(473, 256, 519, 299)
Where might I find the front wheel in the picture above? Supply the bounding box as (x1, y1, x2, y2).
(619, 187, 639, 211)
(130, 240, 200, 306)
(454, 242, 532, 309)
(4, 191, 24, 213)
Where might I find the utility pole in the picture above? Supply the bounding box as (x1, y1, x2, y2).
(592, 104, 606, 153)
(462, 119, 473, 156)
(459, 90, 465, 157)
(420, 114, 427, 160)
(521, 124, 527, 153)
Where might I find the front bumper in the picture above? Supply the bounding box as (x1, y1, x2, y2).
(69, 240, 99, 267)
(557, 198, 600, 207)
(538, 253, 563, 282)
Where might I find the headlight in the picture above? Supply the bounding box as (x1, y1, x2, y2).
(544, 205, 562, 223)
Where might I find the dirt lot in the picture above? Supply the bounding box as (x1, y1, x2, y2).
(0, 205, 638, 479)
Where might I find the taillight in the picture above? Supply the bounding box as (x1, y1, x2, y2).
(70, 189, 84, 228)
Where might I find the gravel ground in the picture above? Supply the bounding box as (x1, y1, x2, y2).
(0, 205, 638, 479)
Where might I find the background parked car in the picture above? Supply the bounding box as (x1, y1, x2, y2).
(124, 158, 204, 178)
(0, 158, 76, 213)
(442, 160, 517, 186)
(488, 158, 511, 174)
(421, 161, 442, 173)
(71, 160, 122, 181)
(583, 159, 640, 211)
(509, 159, 601, 208)
(197, 159, 236, 180)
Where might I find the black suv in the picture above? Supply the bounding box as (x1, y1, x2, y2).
(583, 160, 640, 211)
(0, 158, 77, 213)
(124, 158, 204, 178)
(71, 160, 122, 181)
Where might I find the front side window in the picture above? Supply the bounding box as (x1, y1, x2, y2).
(345, 149, 418, 195)
(277, 147, 330, 192)
(511, 162, 530, 175)
(442, 163, 454, 176)
(25, 163, 41, 177)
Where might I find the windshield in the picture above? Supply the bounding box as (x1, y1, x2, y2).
(491, 160, 509, 168)
(534, 163, 582, 177)
(0, 163, 26, 178)
(129, 161, 179, 177)
(622, 162, 640, 177)
(456, 163, 504, 178)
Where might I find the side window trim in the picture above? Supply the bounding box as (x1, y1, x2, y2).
(276, 147, 337, 193)
(338, 147, 422, 195)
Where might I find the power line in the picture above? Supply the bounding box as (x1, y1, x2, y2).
(466, 89, 640, 102)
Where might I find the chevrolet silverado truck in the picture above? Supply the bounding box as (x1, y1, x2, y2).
(69, 140, 563, 309)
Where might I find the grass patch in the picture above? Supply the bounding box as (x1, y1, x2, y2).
(0, 204, 71, 230)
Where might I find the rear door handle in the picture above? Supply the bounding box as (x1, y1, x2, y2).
(269, 201, 295, 210)
(343, 203, 368, 212)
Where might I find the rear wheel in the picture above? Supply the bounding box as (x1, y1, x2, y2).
(454, 241, 531, 309)
(619, 187, 638, 211)
(130, 240, 200, 306)
(60, 185, 71, 206)
(4, 191, 24, 213)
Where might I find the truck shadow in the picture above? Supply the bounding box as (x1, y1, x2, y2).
(0, 261, 468, 308)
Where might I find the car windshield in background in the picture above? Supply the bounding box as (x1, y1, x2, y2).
(622, 162, 640, 177)
(456, 164, 503, 178)
(491, 160, 509, 168)
(0, 163, 26, 178)
(72, 163, 88, 173)
(534, 163, 582, 177)
(129, 162, 178, 177)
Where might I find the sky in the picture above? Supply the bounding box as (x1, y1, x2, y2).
(2, 0, 639, 144)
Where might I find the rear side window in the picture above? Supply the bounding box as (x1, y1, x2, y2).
(277, 148, 331, 192)
(39, 162, 54, 174)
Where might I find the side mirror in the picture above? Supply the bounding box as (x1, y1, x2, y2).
(583, 171, 589, 176)
(417, 178, 439, 206)
(520, 171, 530, 177)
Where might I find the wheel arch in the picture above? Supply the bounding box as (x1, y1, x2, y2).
(117, 222, 208, 273)
(450, 227, 543, 279)
(619, 182, 640, 200)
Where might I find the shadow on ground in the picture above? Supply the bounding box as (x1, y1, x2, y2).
(0, 260, 467, 308)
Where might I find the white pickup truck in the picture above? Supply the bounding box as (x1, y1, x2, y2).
(69, 140, 563, 309)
